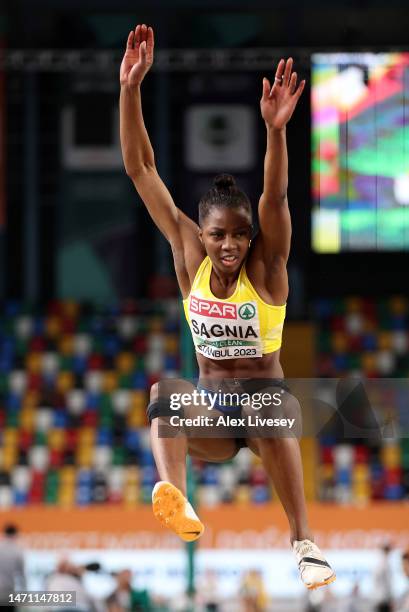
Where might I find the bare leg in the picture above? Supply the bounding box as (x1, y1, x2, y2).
(150, 417, 188, 495)
(246, 389, 334, 588)
(149, 380, 238, 496)
(245, 389, 312, 544)
(253, 436, 312, 544)
(151, 420, 238, 495)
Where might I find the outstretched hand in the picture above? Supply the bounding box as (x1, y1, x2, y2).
(260, 58, 305, 130)
(120, 24, 154, 87)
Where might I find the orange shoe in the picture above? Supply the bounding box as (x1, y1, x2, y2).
(152, 481, 204, 542)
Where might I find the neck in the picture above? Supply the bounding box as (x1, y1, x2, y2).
(211, 263, 240, 288)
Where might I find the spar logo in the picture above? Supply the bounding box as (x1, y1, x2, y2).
(239, 303, 256, 320)
(189, 296, 237, 319)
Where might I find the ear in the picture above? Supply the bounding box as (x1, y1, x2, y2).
(198, 229, 203, 243)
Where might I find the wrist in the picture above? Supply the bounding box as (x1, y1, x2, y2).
(120, 82, 141, 93)
(265, 122, 286, 134)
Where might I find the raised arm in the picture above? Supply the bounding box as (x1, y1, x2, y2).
(119, 25, 204, 293)
(258, 58, 305, 263)
(120, 25, 180, 240)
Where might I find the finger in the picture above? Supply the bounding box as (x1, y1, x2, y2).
(147, 26, 155, 63)
(294, 79, 306, 99)
(275, 58, 285, 81)
(134, 24, 141, 47)
(126, 31, 134, 50)
(262, 77, 271, 100)
(140, 40, 147, 63)
(147, 26, 155, 49)
(283, 57, 293, 87)
(141, 23, 148, 42)
(289, 72, 298, 94)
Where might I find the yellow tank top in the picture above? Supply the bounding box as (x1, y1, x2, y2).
(183, 256, 286, 360)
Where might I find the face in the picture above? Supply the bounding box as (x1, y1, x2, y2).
(200, 207, 252, 273)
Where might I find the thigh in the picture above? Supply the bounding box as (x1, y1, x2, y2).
(241, 383, 302, 440)
(154, 379, 240, 462)
(245, 437, 261, 457)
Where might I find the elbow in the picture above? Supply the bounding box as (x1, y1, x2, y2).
(125, 161, 156, 180)
(259, 192, 288, 208)
(275, 192, 288, 205)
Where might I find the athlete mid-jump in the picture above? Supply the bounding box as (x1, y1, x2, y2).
(120, 24, 335, 590)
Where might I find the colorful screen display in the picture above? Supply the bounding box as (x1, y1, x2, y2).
(312, 53, 409, 252)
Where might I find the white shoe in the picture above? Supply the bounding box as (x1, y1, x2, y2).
(152, 481, 204, 542)
(293, 539, 336, 590)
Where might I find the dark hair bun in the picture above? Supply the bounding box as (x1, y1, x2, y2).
(214, 173, 235, 190)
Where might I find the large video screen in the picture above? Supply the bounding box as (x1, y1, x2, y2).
(312, 53, 409, 252)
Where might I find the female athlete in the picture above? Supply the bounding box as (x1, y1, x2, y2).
(119, 24, 335, 590)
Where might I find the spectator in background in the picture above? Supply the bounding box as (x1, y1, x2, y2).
(372, 543, 393, 612)
(45, 558, 98, 612)
(106, 569, 152, 612)
(396, 548, 409, 611)
(239, 569, 268, 612)
(195, 568, 221, 611)
(0, 523, 26, 610)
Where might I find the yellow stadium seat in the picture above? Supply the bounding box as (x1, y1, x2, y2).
(378, 332, 392, 351)
(165, 335, 179, 354)
(76, 449, 92, 468)
(61, 301, 80, 318)
(59, 335, 74, 356)
(102, 372, 118, 393)
(362, 352, 377, 373)
(130, 390, 147, 410)
(116, 352, 136, 374)
(320, 464, 334, 481)
(381, 444, 401, 468)
(332, 332, 347, 353)
(353, 465, 370, 482)
(58, 488, 75, 508)
(300, 438, 318, 501)
(2, 448, 18, 470)
(346, 297, 362, 313)
(48, 429, 66, 451)
(3, 429, 19, 447)
(60, 467, 76, 483)
(125, 467, 140, 485)
(124, 485, 139, 506)
(127, 407, 146, 428)
(45, 316, 61, 339)
(20, 409, 35, 431)
(235, 485, 251, 504)
(26, 353, 42, 374)
(148, 317, 164, 333)
(77, 427, 95, 447)
(389, 296, 407, 315)
(353, 482, 371, 502)
(22, 391, 40, 410)
(304, 479, 316, 501)
(56, 372, 75, 393)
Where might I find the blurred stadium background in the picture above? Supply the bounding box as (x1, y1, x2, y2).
(1, 1, 409, 610)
